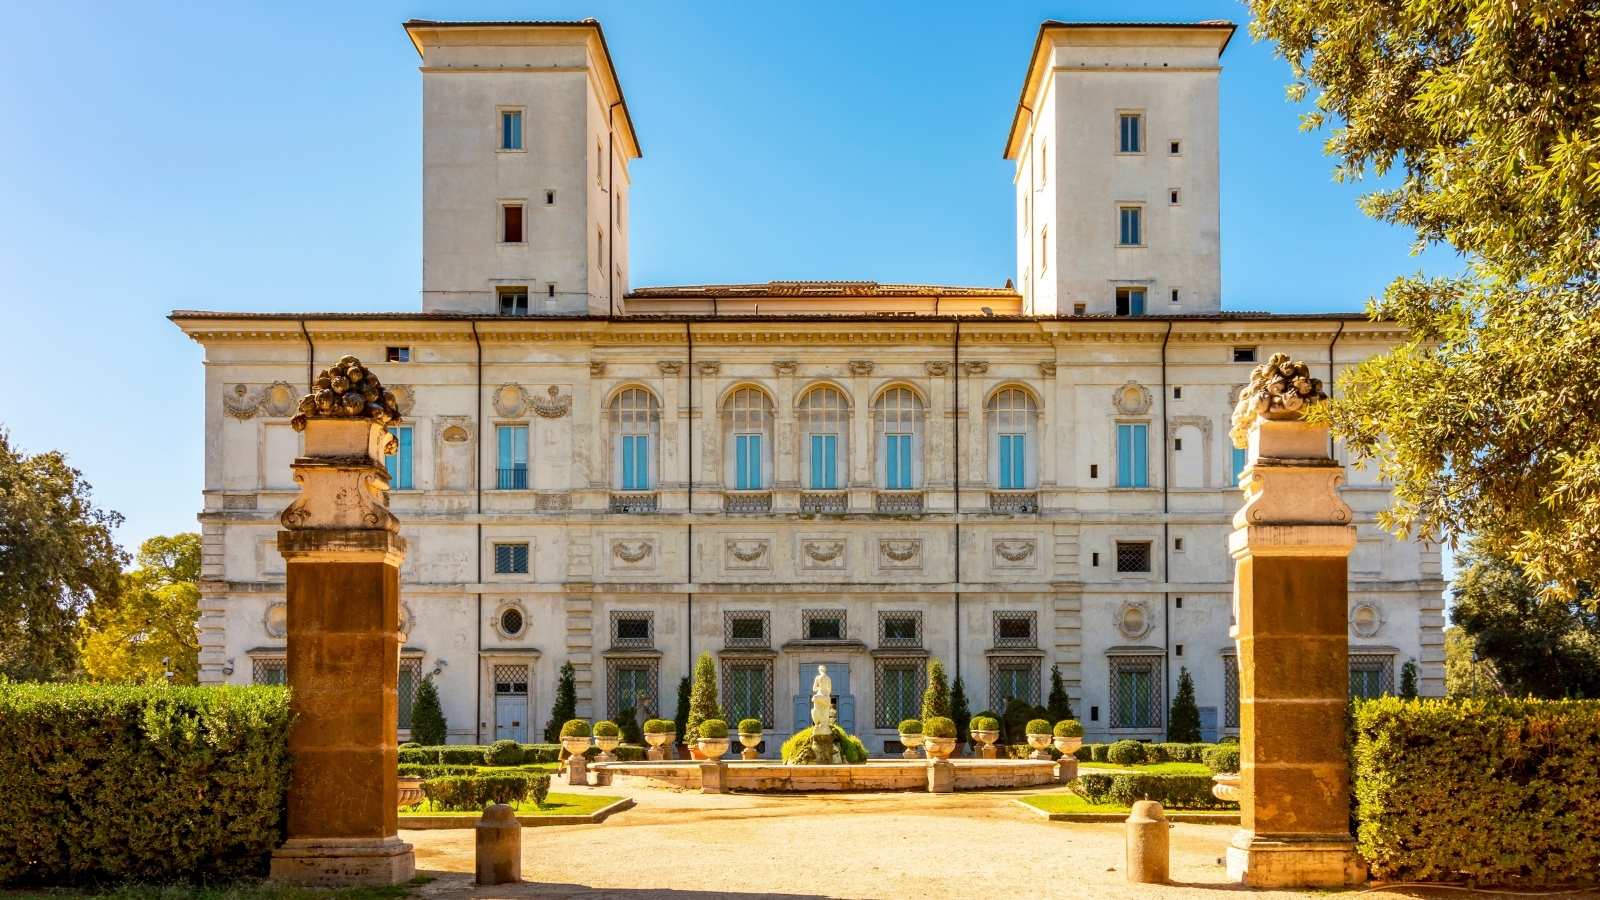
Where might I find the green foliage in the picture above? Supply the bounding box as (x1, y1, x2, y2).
(410, 676, 447, 745)
(484, 739, 524, 766)
(673, 675, 691, 741)
(1054, 719, 1083, 738)
(1250, 0, 1600, 600)
(684, 652, 720, 743)
(1046, 665, 1074, 723)
(920, 658, 950, 721)
(1089, 743, 1109, 762)
(593, 720, 620, 738)
(969, 714, 999, 733)
(737, 717, 763, 735)
(421, 773, 549, 811)
(779, 724, 869, 763)
(1071, 772, 1232, 810)
(615, 707, 642, 745)
(1203, 744, 1240, 775)
(397, 763, 478, 778)
(1400, 660, 1419, 698)
(949, 675, 971, 745)
(643, 718, 676, 735)
(1166, 668, 1201, 743)
(1025, 718, 1051, 736)
(1154, 742, 1211, 763)
(79, 533, 200, 684)
(697, 718, 728, 739)
(1353, 696, 1600, 885)
(1450, 550, 1600, 697)
(1444, 626, 1502, 698)
(1000, 698, 1048, 744)
(0, 428, 128, 680)
(397, 743, 567, 766)
(1107, 740, 1145, 766)
(898, 718, 922, 734)
(922, 716, 955, 739)
(0, 683, 291, 884)
(560, 719, 591, 738)
(543, 661, 578, 743)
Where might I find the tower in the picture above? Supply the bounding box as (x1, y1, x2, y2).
(1005, 21, 1233, 316)
(406, 20, 640, 316)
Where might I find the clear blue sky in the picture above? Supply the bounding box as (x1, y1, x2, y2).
(0, 0, 1457, 556)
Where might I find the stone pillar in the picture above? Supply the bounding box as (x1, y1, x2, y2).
(926, 758, 954, 793)
(270, 356, 415, 887)
(1224, 354, 1364, 889)
(475, 804, 521, 885)
(1055, 756, 1078, 784)
(700, 759, 726, 794)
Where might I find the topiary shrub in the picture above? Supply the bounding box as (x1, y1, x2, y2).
(398, 763, 478, 779)
(397, 744, 491, 766)
(399, 741, 421, 749)
(737, 717, 763, 735)
(410, 676, 448, 745)
(420, 773, 539, 811)
(920, 658, 950, 720)
(949, 676, 972, 746)
(644, 718, 676, 735)
(685, 652, 721, 743)
(1001, 697, 1049, 744)
(1054, 719, 1084, 738)
(615, 707, 643, 745)
(517, 743, 562, 764)
(1167, 667, 1202, 743)
(543, 661, 578, 743)
(484, 739, 525, 766)
(1107, 773, 1230, 810)
(1025, 718, 1052, 736)
(1202, 744, 1240, 774)
(1071, 773, 1116, 803)
(593, 720, 621, 739)
(1074, 744, 1095, 761)
(528, 773, 551, 808)
(969, 714, 1000, 733)
(898, 718, 923, 734)
(1107, 739, 1145, 766)
(1089, 743, 1110, 762)
(1046, 665, 1075, 722)
(698, 718, 729, 739)
(923, 716, 956, 739)
(1141, 743, 1170, 763)
(560, 719, 591, 739)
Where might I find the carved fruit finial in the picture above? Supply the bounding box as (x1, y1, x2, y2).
(1230, 352, 1326, 448)
(290, 355, 403, 432)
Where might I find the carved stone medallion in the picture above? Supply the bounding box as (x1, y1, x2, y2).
(1113, 381, 1153, 416)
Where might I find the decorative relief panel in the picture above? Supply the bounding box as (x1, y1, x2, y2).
(877, 537, 923, 571)
(610, 538, 655, 566)
(723, 536, 772, 572)
(492, 384, 571, 419)
(223, 382, 297, 420)
(797, 534, 848, 572)
(492, 384, 527, 417)
(529, 385, 572, 419)
(389, 385, 416, 416)
(1350, 601, 1384, 639)
(263, 601, 287, 638)
(991, 537, 1039, 570)
(1113, 381, 1153, 416)
(1115, 599, 1154, 640)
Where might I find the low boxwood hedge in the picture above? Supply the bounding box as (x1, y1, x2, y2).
(1071, 773, 1232, 810)
(1202, 744, 1239, 774)
(420, 773, 552, 811)
(1106, 739, 1145, 766)
(484, 739, 525, 766)
(398, 743, 567, 766)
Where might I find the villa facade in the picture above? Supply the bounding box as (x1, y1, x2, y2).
(173, 19, 1445, 753)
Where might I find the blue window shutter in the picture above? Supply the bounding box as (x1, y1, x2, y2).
(621, 435, 637, 489)
(1117, 425, 1131, 487)
(751, 435, 762, 487)
(884, 436, 897, 488)
(824, 435, 836, 488)
(899, 435, 911, 488)
(396, 426, 413, 489)
(636, 436, 649, 489)
(497, 426, 511, 471)
(736, 435, 748, 489)
(1232, 446, 1248, 485)
(1132, 289, 1146, 316)
(1133, 424, 1148, 487)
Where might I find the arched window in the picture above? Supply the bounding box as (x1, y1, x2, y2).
(986, 387, 1038, 489)
(609, 388, 660, 490)
(873, 386, 924, 489)
(723, 387, 773, 490)
(798, 385, 849, 490)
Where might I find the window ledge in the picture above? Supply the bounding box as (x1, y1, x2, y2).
(984, 647, 1044, 657)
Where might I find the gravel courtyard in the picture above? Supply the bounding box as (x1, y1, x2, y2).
(401, 782, 1537, 899)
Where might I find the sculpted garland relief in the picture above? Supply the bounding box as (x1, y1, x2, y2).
(223, 382, 298, 420)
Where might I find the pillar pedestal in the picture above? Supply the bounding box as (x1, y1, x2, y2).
(1055, 757, 1078, 784)
(927, 759, 954, 793)
(700, 760, 726, 794)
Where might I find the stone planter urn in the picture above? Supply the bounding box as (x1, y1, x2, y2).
(923, 736, 956, 760)
(1025, 732, 1053, 761)
(900, 731, 925, 759)
(594, 733, 621, 763)
(737, 731, 763, 760)
(1211, 772, 1241, 803)
(644, 730, 675, 761)
(396, 775, 424, 811)
(970, 730, 1000, 758)
(1052, 735, 1083, 756)
(697, 737, 731, 760)
(560, 736, 592, 760)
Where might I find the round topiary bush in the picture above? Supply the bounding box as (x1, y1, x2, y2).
(699, 718, 729, 739)
(399, 741, 420, 749)
(898, 718, 923, 734)
(484, 739, 525, 766)
(969, 715, 1000, 733)
(1054, 719, 1084, 738)
(1203, 744, 1241, 774)
(560, 719, 591, 738)
(1025, 718, 1052, 736)
(1142, 743, 1170, 763)
(923, 716, 956, 738)
(593, 720, 620, 738)
(1107, 739, 1145, 766)
(738, 718, 763, 735)
(643, 718, 676, 734)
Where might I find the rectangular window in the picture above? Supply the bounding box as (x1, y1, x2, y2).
(1173, 386, 1183, 400)
(500, 110, 522, 150)
(1115, 287, 1146, 316)
(497, 286, 529, 316)
(493, 543, 529, 574)
(502, 203, 524, 243)
(1232, 445, 1249, 486)
(385, 346, 410, 363)
(724, 611, 770, 648)
(993, 611, 1037, 648)
(1040, 226, 1048, 271)
(1223, 655, 1240, 729)
(1349, 655, 1395, 700)
(1110, 657, 1161, 729)
(544, 189, 556, 206)
(1233, 347, 1258, 363)
(1169, 188, 1181, 205)
(1171, 288, 1180, 303)
(1118, 206, 1143, 246)
(735, 433, 763, 490)
(803, 609, 845, 642)
(1119, 113, 1142, 153)
(726, 664, 769, 727)
(884, 434, 913, 489)
(398, 658, 422, 730)
(809, 433, 838, 489)
(385, 425, 413, 490)
(611, 665, 653, 717)
(1116, 541, 1153, 573)
(988, 657, 1041, 709)
(1073, 303, 1087, 316)
(612, 611, 653, 648)
(1116, 423, 1149, 487)
(875, 661, 923, 728)
(1169, 139, 1182, 155)
(545, 282, 557, 300)
(621, 434, 650, 490)
(997, 433, 1026, 489)
(252, 658, 286, 685)
(496, 425, 529, 489)
(879, 611, 921, 648)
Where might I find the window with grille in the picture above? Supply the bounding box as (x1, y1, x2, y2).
(607, 658, 658, 719)
(723, 611, 770, 648)
(802, 609, 846, 641)
(1109, 656, 1163, 729)
(875, 659, 926, 728)
(993, 611, 1037, 648)
(878, 611, 922, 649)
(1223, 655, 1240, 729)
(493, 664, 529, 695)
(720, 658, 773, 728)
(493, 543, 529, 574)
(988, 656, 1041, 710)
(987, 388, 1037, 489)
(499, 607, 524, 636)
(799, 386, 848, 490)
(874, 387, 924, 490)
(611, 611, 653, 649)
(398, 658, 423, 730)
(1116, 541, 1152, 573)
(610, 388, 660, 491)
(252, 658, 286, 685)
(1349, 654, 1394, 700)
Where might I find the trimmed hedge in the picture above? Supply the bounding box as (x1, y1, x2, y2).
(485, 739, 524, 766)
(1072, 773, 1233, 811)
(1202, 744, 1239, 774)
(421, 773, 552, 811)
(397, 742, 649, 766)
(1106, 740, 1145, 766)
(1353, 697, 1600, 887)
(0, 683, 292, 884)
(1072, 741, 1221, 764)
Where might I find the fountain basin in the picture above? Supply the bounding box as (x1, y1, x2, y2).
(590, 758, 1056, 793)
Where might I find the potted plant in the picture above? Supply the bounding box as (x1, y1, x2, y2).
(898, 718, 924, 759)
(1024, 718, 1054, 760)
(922, 716, 957, 759)
(593, 720, 622, 762)
(643, 718, 677, 761)
(737, 718, 764, 760)
(969, 714, 1001, 758)
(559, 719, 592, 758)
(1052, 719, 1084, 755)
(396, 774, 424, 810)
(696, 718, 731, 760)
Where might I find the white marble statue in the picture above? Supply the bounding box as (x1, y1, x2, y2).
(810, 665, 834, 730)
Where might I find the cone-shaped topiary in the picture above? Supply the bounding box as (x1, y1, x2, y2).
(950, 676, 972, 745)
(1047, 665, 1075, 722)
(410, 676, 447, 745)
(1400, 660, 1419, 698)
(685, 652, 721, 743)
(615, 707, 642, 744)
(920, 658, 950, 721)
(543, 661, 577, 742)
(1168, 667, 1202, 743)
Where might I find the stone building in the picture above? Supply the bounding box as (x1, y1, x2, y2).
(173, 19, 1445, 752)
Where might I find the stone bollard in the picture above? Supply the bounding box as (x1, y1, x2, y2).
(699, 759, 725, 794)
(565, 752, 588, 787)
(1055, 756, 1078, 784)
(1125, 800, 1170, 884)
(475, 804, 521, 885)
(646, 746, 665, 761)
(926, 758, 954, 793)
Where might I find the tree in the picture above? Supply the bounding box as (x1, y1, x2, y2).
(1399, 660, 1419, 699)
(919, 657, 950, 721)
(410, 676, 447, 745)
(684, 651, 720, 742)
(1168, 667, 1202, 743)
(1444, 626, 1502, 698)
(1449, 549, 1600, 698)
(1046, 665, 1074, 722)
(1249, 1, 1600, 602)
(949, 675, 972, 747)
(0, 428, 126, 680)
(80, 533, 201, 684)
(543, 661, 578, 742)
(673, 676, 691, 744)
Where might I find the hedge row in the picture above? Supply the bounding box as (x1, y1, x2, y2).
(0, 683, 291, 885)
(398, 742, 645, 766)
(1353, 697, 1600, 887)
(420, 773, 552, 811)
(1072, 741, 1225, 764)
(1072, 773, 1234, 810)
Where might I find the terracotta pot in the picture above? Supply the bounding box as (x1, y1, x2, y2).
(923, 736, 956, 759)
(1211, 772, 1241, 803)
(697, 737, 731, 760)
(396, 775, 424, 810)
(1053, 735, 1083, 755)
(560, 735, 592, 757)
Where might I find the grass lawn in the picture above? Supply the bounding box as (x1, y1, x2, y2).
(1020, 792, 1235, 816)
(1077, 761, 1210, 776)
(5, 875, 432, 899)
(399, 791, 620, 817)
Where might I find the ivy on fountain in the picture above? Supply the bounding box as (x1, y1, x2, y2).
(781, 724, 868, 765)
